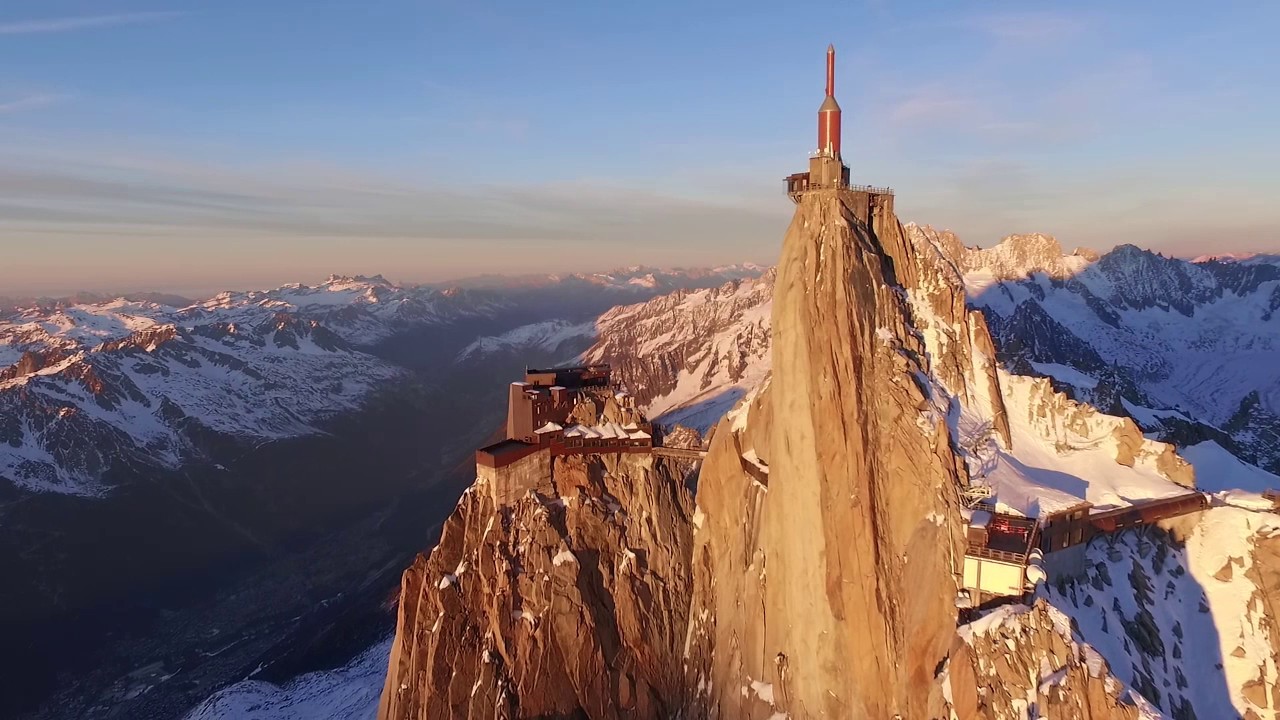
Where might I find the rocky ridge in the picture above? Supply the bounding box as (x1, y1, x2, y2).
(584, 271, 773, 430)
(377, 451, 695, 719)
(0, 269, 764, 497)
(931, 224, 1280, 477)
(376, 192, 1178, 718)
(949, 600, 1155, 720)
(680, 191, 968, 718)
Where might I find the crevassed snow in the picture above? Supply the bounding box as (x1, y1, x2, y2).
(1045, 507, 1278, 718)
(1181, 441, 1280, 494)
(1029, 361, 1099, 390)
(455, 320, 598, 362)
(973, 373, 1189, 517)
(183, 636, 391, 720)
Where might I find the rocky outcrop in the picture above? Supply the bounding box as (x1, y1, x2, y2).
(1017, 376, 1195, 488)
(907, 224, 1013, 447)
(949, 601, 1148, 720)
(1242, 527, 1280, 720)
(378, 452, 694, 719)
(378, 192, 1237, 719)
(682, 191, 966, 718)
(970, 309, 1013, 446)
(584, 273, 773, 413)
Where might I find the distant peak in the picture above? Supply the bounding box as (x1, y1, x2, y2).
(323, 273, 392, 287)
(996, 232, 1064, 254)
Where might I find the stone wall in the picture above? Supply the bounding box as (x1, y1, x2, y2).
(487, 449, 552, 506)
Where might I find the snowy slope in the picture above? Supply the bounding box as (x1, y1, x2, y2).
(184, 637, 391, 720)
(454, 320, 598, 362)
(923, 223, 1280, 478)
(1043, 507, 1280, 719)
(970, 373, 1192, 517)
(582, 271, 773, 432)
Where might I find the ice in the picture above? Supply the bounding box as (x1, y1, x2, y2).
(184, 636, 392, 720)
(1029, 361, 1098, 389)
(455, 320, 598, 362)
(1181, 440, 1280, 493)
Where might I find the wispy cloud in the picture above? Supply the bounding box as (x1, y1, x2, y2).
(0, 11, 181, 35)
(0, 141, 787, 291)
(888, 88, 981, 125)
(968, 10, 1086, 44)
(0, 93, 63, 115)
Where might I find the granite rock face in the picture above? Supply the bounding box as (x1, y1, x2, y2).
(377, 192, 1160, 719)
(682, 192, 966, 719)
(951, 601, 1146, 720)
(377, 452, 695, 719)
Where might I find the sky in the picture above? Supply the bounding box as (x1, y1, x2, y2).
(0, 0, 1277, 297)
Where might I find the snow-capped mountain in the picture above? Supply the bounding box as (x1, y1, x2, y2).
(0, 268, 767, 499)
(913, 225, 1280, 477)
(178, 275, 506, 346)
(453, 271, 774, 432)
(583, 270, 773, 430)
(0, 318, 400, 496)
(2, 264, 775, 720)
(0, 275, 497, 496)
(371, 192, 1280, 719)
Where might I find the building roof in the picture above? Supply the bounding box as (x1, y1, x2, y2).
(477, 439, 538, 459)
(527, 364, 609, 374)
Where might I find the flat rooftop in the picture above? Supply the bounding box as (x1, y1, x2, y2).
(477, 439, 538, 459)
(526, 364, 609, 375)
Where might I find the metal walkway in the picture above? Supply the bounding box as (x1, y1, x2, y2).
(651, 446, 708, 461)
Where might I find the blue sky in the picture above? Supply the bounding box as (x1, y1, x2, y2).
(0, 0, 1277, 296)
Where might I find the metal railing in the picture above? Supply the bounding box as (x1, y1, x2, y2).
(848, 184, 895, 195)
(965, 544, 1027, 564)
(784, 182, 895, 197)
(652, 446, 708, 461)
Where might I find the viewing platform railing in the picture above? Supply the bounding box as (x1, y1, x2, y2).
(785, 182, 895, 199)
(847, 184, 895, 195)
(965, 545, 1029, 564)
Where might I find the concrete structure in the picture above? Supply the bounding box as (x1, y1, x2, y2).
(476, 440, 552, 506)
(962, 492, 1211, 604)
(478, 364, 659, 506)
(506, 364, 614, 442)
(963, 510, 1038, 604)
(784, 44, 894, 211)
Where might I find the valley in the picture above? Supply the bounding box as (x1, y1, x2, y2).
(0, 269, 759, 718)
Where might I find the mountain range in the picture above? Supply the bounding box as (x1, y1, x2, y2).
(349, 205, 1280, 719)
(10, 222, 1280, 719)
(0, 265, 763, 720)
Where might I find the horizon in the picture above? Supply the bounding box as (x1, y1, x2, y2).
(2, 1, 1279, 295)
(3, 231, 1261, 304)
